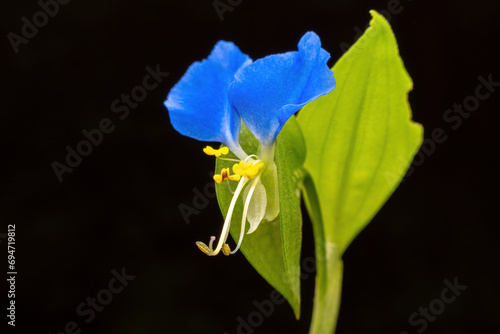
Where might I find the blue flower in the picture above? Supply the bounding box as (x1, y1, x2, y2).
(229, 32, 336, 149)
(165, 32, 335, 256)
(165, 41, 252, 160)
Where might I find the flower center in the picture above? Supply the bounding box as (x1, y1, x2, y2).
(196, 146, 266, 256)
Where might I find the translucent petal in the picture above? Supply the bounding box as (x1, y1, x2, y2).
(243, 179, 267, 234)
(261, 161, 280, 221)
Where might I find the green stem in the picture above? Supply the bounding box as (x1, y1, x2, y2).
(309, 259, 343, 334)
(303, 174, 343, 334)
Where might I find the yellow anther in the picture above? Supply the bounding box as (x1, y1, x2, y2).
(213, 174, 223, 184)
(213, 168, 241, 184)
(203, 146, 229, 157)
(222, 243, 231, 256)
(233, 161, 264, 179)
(195, 241, 212, 255)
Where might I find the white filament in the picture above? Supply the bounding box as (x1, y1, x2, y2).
(211, 177, 248, 255)
(231, 176, 263, 254)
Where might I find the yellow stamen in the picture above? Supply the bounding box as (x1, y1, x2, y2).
(233, 161, 264, 179)
(203, 146, 229, 157)
(222, 243, 231, 256)
(195, 236, 217, 256)
(196, 156, 267, 257)
(213, 168, 241, 184)
(196, 241, 212, 255)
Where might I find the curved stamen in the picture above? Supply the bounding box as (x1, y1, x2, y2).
(231, 175, 262, 254)
(195, 235, 216, 255)
(244, 154, 259, 163)
(196, 151, 268, 256)
(209, 177, 248, 256)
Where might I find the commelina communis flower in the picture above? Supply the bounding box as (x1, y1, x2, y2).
(165, 32, 335, 256)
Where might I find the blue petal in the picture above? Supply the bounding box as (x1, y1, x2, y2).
(165, 41, 252, 150)
(229, 32, 336, 146)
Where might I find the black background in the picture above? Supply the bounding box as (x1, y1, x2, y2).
(1, 0, 499, 333)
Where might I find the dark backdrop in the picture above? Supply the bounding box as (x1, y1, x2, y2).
(1, 0, 499, 333)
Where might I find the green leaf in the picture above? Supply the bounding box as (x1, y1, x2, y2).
(215, 116, 305, 318)
(298, 10, 423, 255)
(297, 10, 424, 334)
